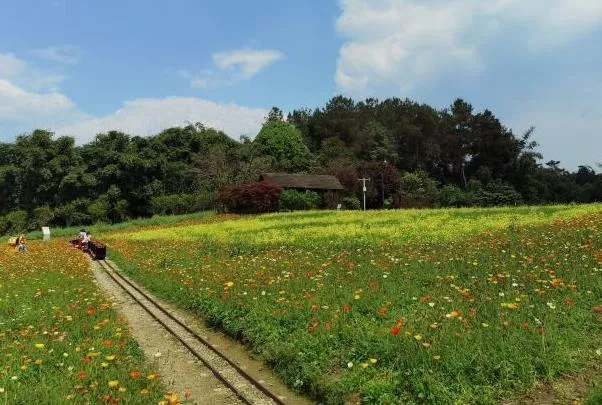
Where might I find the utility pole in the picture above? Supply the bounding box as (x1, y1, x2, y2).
(358, 177, 370, 210)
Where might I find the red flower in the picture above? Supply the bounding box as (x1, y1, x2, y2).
(420, 295, 431, 302)
(343, 304, 352, 313)
(390, 326, 400, 336)
(564, 299, 574, 307)
(86, 305, 95, 315)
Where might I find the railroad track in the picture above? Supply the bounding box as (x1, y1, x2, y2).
(97, 259, 285, 405)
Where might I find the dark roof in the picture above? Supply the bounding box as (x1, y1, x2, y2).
(262, 173, 344, 190)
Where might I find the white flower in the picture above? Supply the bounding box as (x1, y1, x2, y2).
(347, 362, 353, 368)
(498, 292, 505, 297)
(154, 352, 162, 358)
(546, 302, 556, 310)
(596, 348, 601, 356)
(10, 376, 17, 381)
(428, 303, 435, 308)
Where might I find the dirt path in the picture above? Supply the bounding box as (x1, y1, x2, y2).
(91, 259, 313, 405)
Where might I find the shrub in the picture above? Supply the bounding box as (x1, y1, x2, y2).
(474, 182, 523, 207)
(0, 215, 8, 235)
(342, 196, 361, 210)
(88, 197, 110, 223)
(31, 206, 54, 229)
(439, 185, 473, 207)
(217, 181, 281, 214)
(280, 189, 321, 211)
(6, 210, 28, 234)
(399, 171, 440, 208)
(150, 191, 216, 216)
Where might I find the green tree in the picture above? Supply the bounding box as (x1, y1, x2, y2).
(253, 121, 315, 172)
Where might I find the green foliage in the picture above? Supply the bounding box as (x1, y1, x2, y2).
(253, 121, 315, 172)
(279, 189, 321, 211)
(150, 191, 215, 216)
(31, 205, 54, 229)
(399, 170, 440, 207)
(342, 196, 361, 210)
(0, 215, 8, 235)
(1, 95, 601, 234)
(586, 383, 602, 405)
(87, 197, 110, 223)
(474, 182, 523, 207)
(6, 210, 28, 233)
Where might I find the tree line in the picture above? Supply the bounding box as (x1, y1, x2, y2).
(1, 96, 600, 235)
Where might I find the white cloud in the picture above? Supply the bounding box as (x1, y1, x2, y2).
(0, 51, 66, 91)
(182, 48, 284, 89)
(335, 0, 602, 96)
(213, 49, 284, 80)
(0, 53, 27, 78)
(54, 96, 268, 144)
(30, 45, 80, 65)
(0, 79, 75, 121)
(0, 53, 75, 122)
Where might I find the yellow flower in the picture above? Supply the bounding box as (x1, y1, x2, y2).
(361, 363, 369, 369)
(422, 343, 431, 348)
(414, 334, 423, 341)
(101, 362, 109, 368)
(369, 358, 378, 364)
(35, 343, 45, 349)
(481, 323, 489, 328)
(118, 387, 127, 393)
(225, 281, 234, 288)
(105, 355, 116, 361)
(108, 380, 119, 389)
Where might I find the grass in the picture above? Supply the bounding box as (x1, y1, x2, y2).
(0, 240, 168, 404)
(1, 210, 215, 242)
(100, 204, 602, 404)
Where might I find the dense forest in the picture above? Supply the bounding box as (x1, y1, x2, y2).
(1, 96, 600, 235)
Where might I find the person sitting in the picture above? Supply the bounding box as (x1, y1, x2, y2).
(82, 232, 90, 252)
(17, 233, 28, 253)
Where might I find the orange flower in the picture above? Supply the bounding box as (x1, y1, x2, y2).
(378, 307, 388, 317)
(343, 303, 352, 313)
(536, 326, 545, 335)
(522, 322, 529, 330)
(86, 305, 95, 315)
(77, 370, 88, 381)
(129, 370, 141, 379)
(593, 306, 602, 313)
(165, 392, 179, 405)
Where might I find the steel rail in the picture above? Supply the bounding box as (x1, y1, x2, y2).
(97, 259, 285, 405)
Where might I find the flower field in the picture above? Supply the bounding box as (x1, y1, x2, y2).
(0, 240, 169, 404)
(105, 204, 602, 404)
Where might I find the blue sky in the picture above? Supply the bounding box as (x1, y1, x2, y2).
(1, 0, 601, 169)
